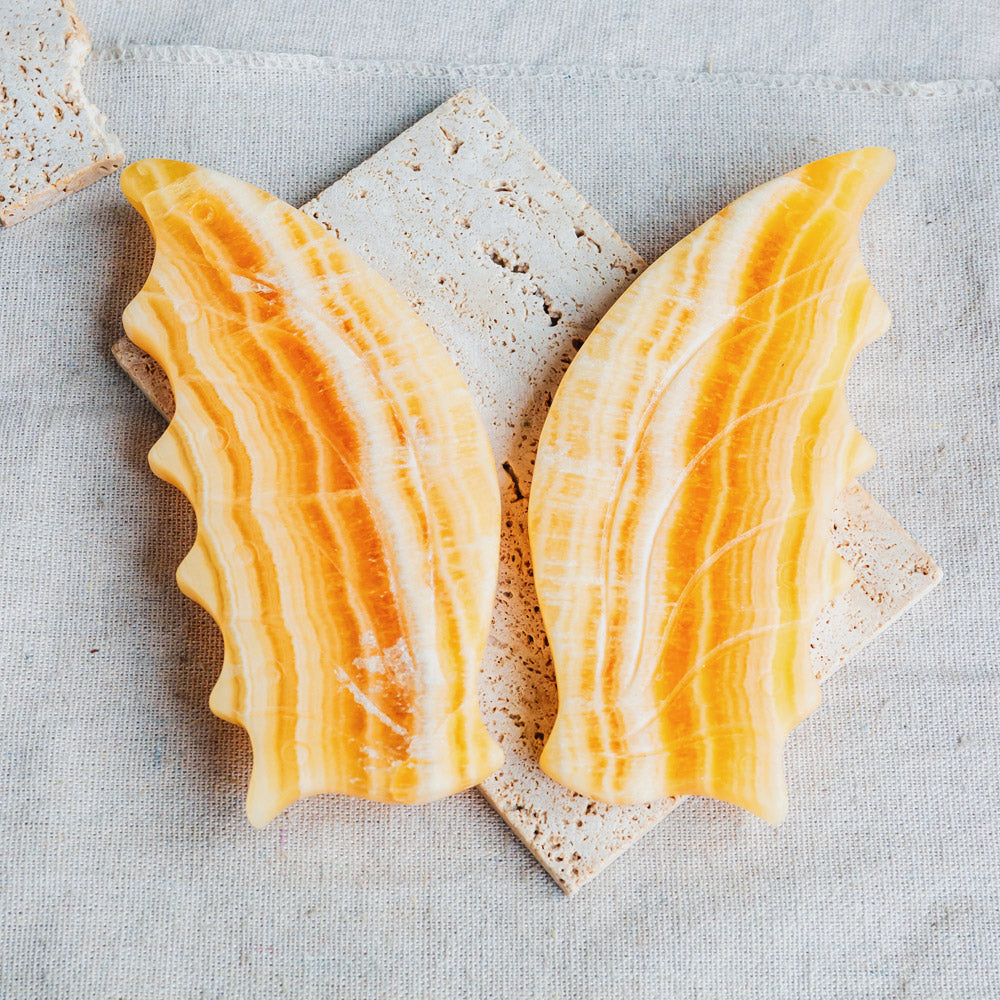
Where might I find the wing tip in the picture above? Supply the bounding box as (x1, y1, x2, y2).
(812, 145, 896, 178)
(850, 145, 896, 174)
(245, 784, 298, 829)
(791, 146, 896, 212)
(120, 158, 202, 205)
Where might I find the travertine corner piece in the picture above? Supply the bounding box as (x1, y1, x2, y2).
(115, 90, 942, 892)
(0, 0, 124, 225)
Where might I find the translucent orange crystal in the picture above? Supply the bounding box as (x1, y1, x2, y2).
(529, 149, 894, 822)
(122, 159, 503, 825)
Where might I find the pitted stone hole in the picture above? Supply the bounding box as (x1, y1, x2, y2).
(533, 285, 562, 326)
(501, 461, 524, 501)
(573, 225, 602, 253)
(482, 243, 529, 274)
(439, 126, 464, 156)
(615, 262, 641, 276)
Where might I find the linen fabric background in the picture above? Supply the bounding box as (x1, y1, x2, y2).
(1, 2, 998, 997)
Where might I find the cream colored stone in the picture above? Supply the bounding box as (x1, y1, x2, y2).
(1, 0, 123, 225)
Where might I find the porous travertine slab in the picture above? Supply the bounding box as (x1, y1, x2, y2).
(115, 89, 942, 893)
(112, 336, 173, 419)
(0, 0, 124, 225)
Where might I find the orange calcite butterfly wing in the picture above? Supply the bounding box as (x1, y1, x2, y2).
(122, 159, 503, 825)
(529, 149, 895, 823)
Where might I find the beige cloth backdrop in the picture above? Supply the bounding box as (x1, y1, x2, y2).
(1, 2, 997, 997)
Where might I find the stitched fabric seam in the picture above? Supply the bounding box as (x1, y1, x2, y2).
(89, 44, 1000, 97)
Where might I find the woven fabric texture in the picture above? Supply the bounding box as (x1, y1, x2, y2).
(0, 15, 997, 999)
